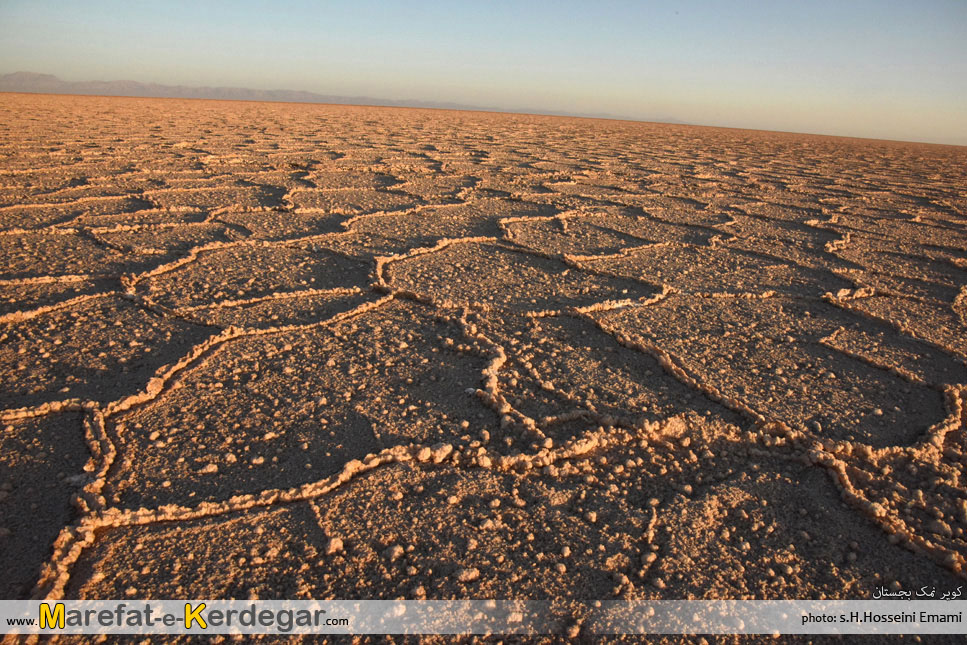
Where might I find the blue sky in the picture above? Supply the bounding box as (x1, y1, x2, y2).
(1, 1, 965, 144)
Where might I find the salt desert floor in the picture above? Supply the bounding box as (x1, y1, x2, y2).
(1, 93, 966, 627)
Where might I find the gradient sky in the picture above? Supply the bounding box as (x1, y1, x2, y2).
(1, 0, 965, 144)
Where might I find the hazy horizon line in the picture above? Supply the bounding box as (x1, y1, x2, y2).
(2, 71, 963, 148)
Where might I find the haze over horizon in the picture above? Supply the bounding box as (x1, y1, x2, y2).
(1, 0, 965, 146)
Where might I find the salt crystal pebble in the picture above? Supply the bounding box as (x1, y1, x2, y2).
(430, 443, 453, 462)
(928, 520, 952, 538)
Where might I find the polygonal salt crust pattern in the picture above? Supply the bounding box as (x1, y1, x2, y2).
(139, 244, 372, 311)
(105, 300, 501, 509)
(0, 294, 214, 409)
(385, 241, 658, 312)
(1, 94, 965, 610)
(597, 296, 950, 447)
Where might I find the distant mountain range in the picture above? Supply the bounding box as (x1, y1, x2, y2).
(0, 71, 482, 110)
(0, 71, 688, 124)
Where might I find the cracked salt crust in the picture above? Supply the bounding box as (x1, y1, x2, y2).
(0, 94, 965, 626)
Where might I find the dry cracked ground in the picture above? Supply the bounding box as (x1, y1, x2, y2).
(1, 93, 966, 640)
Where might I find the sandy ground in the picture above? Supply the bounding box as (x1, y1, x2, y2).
(1, 93, 966, 640)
